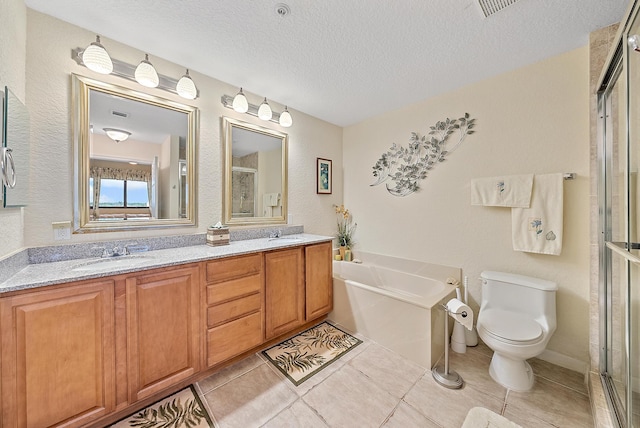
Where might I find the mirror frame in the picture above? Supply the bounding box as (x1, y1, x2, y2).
(222, 116, 288, 226)
(72, 74, 199, 233)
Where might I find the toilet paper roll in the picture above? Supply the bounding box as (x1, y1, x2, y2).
(446, 298, 473, 331)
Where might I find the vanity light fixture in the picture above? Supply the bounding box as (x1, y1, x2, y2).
(134, 54, 160, 88)
(103, 128, 131, 143)
(176, 69, 197, 100)
(258, 98, 273, 121)
(232, 88, 249, 113)
(82, 35, 113, 75)
(279, 106, 293, 127)
(72, 40, 199, 100)
(221, 93, 293, 127)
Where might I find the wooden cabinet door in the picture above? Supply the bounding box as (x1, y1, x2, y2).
(126, 265, 200, 402)
(265, 248, 304, 339)
(0, 281, 115, 428)
(305, 242, 333, 320)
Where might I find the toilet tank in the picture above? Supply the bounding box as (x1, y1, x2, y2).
(480, 271, 557, 325)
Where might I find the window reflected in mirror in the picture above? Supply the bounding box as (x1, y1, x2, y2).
(72, 74, 198, 232)
(223, 117, 288, 225)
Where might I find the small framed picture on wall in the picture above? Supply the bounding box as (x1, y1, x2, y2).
(316, 158, 332, 194)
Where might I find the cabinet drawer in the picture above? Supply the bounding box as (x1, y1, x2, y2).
(208, 293, 262, 327)
(207, 311, 263, 367)
(206, 254, 262, 283)
(206, 274, 262, 305)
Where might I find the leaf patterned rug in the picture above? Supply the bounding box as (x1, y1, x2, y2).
(262, 322, 363, 386)
(110, 385, 214, 428)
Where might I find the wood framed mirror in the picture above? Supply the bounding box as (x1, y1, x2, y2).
(222, 117, 288, 226)
(72, 74, 198, 233)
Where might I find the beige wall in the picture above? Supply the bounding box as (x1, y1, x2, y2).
(91, 134, 162, 164)
(0, 0, 26, 258)
(23, 9, 343, 247)
(343, 47, 591, 364)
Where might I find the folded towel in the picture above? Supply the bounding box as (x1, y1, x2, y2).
(511, 173, 563, 255)
(471, 174, 533, 207)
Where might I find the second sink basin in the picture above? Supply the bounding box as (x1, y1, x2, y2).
(268, 237, 303, 243)
(71, 255, 154, 273)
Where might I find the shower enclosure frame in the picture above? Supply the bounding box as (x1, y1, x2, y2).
(598, 1, 640, 426)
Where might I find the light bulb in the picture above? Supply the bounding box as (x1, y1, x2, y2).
(258, 98, 272, 121)
(134, 54, 159, 88)
(82, 35, 113, 74)
(232, 88, 249, 113)
(279, 106, 293, 127)
(176, 69, 197, 99)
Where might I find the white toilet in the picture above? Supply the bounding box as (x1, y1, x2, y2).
(476, 271, 557, 392)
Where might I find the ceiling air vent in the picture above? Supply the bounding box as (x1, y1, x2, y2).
(477, 0, 521, 18)
(110, 110, 129, 118)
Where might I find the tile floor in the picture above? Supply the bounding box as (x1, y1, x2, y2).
(195, 323, 593, 428)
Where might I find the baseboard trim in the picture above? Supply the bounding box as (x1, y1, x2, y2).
(538, 349, 589, 377)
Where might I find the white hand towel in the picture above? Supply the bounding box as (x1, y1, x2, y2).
(471, 174, 533, 207)
(263, 193, 280, 207)
(511, 173, 563, 255)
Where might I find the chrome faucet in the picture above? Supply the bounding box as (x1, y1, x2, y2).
(269, 230, 282, 239)
(95, 243, 137, 258)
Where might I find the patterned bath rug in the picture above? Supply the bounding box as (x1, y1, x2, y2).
(110, 385, 214, 428)
(262, 322, 363, 386)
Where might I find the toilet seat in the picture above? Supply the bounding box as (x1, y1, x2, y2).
(480, 309, 543, 345)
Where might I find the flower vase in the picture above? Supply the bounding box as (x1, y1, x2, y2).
(339, 246, 346, 260)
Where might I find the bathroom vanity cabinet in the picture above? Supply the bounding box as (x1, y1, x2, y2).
(264, 242, 334, 339)
(125, 264, 201, 402)
(305, 242, 333, 320)
(265, 247, 305, 339)
(0, 240, 332, 427)
(205, 253, 265, 367)
(0, 280, 116, 427)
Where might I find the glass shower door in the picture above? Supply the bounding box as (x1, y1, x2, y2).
(627, 13, 640, 426)
(602, 58, 630, 426)
(601, 10, 640, 426)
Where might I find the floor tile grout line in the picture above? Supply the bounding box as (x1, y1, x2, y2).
(199, 359, 267, 395)
(372, 361, 429, 428)
(501, 389, 511, 416)
(533, 373, 590, 397)
(402, 399, 446, 428)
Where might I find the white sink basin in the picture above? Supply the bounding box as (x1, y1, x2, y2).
(268, 237, 303, 243)
(71, 255, 154, 273)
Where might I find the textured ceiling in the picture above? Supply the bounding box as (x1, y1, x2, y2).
(25, 0, 628, 126)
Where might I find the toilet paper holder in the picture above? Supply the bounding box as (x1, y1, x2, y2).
(440, 303, 468, 318)
(432, 299, 470, 389)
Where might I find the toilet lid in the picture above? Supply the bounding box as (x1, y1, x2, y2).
(481, 309, 543, 344)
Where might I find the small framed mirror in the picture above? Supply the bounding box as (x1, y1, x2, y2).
(222, 117, 288, 225)
(72, 74, 198, 233)
(2, 86, 30, 207)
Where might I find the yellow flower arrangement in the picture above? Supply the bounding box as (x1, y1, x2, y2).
(334, 204, 357, 248)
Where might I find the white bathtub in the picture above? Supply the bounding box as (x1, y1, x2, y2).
(329, 251, 460, 368)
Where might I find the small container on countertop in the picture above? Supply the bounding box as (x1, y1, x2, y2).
(207, 222, 230, 246)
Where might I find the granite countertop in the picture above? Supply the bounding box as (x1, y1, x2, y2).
(0, 233, 332, 294)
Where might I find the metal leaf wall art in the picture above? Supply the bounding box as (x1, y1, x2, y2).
(371, 113, 476, 197)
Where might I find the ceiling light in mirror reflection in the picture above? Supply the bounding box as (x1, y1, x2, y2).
(103, 128, 131, 143)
